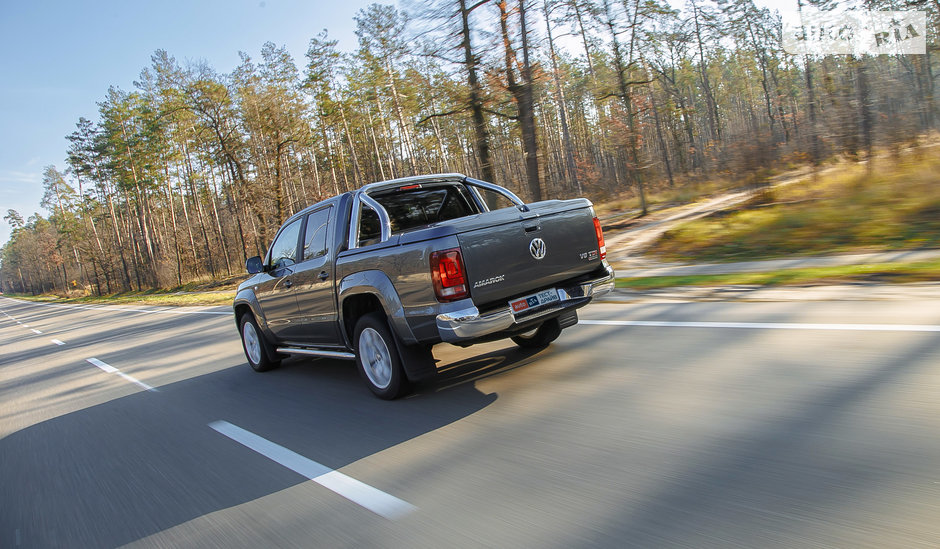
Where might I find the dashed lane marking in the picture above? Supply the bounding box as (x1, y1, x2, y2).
(209, 420, 416, 520)
(86, 357, 158, 392)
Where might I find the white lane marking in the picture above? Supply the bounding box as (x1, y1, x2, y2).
(85, 357, 158, 392)
(115, 372, 158, 392)
(3, 310, 21, 324)
(580, 319, 940, 332)
(0, 297, 230, 316)
(87, 357, 118, 373)
(22, 324, 30, 328)
(30, 329, 42, 335)
(209, 420, 416, 520)
(51, 339, 66, 346)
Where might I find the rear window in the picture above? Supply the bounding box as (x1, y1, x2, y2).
(372, 185, 478, 234)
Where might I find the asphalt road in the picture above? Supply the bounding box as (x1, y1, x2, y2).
(2, 295, 940, 548)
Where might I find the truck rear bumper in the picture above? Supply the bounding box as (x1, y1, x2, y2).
(436, 263, 615, 344)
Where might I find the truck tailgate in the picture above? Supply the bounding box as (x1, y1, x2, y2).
(457, 200, 603, 306)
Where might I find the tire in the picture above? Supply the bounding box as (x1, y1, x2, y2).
(511, 318, 563, 349)
(354, 312, 411, 400)
(240, 313, 281, 372)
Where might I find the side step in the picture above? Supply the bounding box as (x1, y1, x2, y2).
(276, 347, 356, 360)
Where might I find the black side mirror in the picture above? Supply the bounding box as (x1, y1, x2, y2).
(245, 256, 264, 274)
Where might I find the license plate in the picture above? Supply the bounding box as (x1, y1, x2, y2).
(510, 289, 560, 314)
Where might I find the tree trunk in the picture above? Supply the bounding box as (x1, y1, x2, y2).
(459, 0, 495, 182)
(544, 0, 581, 194)
(498, 0, 541, 201)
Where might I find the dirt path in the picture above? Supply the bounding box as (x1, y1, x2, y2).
(602, 166, 837, 269)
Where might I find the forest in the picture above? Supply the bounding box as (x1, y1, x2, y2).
(1, 0, 937, 296)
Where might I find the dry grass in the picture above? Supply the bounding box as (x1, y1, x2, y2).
(649, 153, 940, 262)
(616, 258, 940, 289)
(6, 290, 236, 307)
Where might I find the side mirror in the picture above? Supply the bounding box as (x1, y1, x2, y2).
(245, 256, 264, 274)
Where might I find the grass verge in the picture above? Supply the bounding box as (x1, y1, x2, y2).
(616, 258, 940, 290)
(650, 153, 940, 262)
(3, 291, 235, 307)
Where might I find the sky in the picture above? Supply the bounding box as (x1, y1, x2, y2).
(0, 0, 380, 247)
(0, 0, 800, 249)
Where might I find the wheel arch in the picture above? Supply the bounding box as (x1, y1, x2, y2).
(233, 289, 274, 340)
(338, 270, 417, 346)
(341, 293, 385, 347)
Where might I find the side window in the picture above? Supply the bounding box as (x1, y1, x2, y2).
(303, 207, 332, 261)
(358, 207, 381, 247)
(267, 218, 302, 270)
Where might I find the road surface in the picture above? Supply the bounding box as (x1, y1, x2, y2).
(2, 295, 939, 548)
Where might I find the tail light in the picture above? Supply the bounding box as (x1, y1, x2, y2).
(593, 217, 607, 260)
(431, 248, 469, 302)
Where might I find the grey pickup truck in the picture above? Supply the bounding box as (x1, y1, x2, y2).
(234, 173, 614, 399)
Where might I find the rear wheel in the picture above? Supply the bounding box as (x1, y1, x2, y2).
(511, 318, 562, 348)
(354, 313, 411, 400)
(240, 313, 281, 372)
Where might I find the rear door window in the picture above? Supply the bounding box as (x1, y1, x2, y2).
(302, 207, 332, 261)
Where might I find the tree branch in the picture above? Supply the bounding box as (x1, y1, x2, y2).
(416, 108, 468, 127)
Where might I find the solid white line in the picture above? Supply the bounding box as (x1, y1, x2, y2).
(85, 357, 158, 392)
(580, 319, 940, 332)
(51, 339, 66, 346)
(30, 329, 42, 335)
(209, 420, 416, 520)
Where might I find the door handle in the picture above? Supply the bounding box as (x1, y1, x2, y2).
(318, 271, 329, 281)
(284, 279, 293, 288)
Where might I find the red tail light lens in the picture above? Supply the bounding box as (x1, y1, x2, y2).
(431, 248, 469, 302)
(593, 217, 607, 260)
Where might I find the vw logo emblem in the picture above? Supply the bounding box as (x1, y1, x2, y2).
(529, 238, 546, 260)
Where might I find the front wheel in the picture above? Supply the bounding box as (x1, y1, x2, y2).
(240, 313, 280, 372)
(354, 313, 411, 400)
(511, 318, 562, 349)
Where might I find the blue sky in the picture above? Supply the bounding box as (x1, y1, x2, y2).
(0, 0, 379, 247)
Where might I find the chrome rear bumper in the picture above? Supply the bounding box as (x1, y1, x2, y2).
(436, 263, 615, 343)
